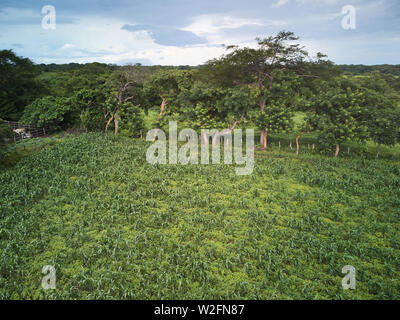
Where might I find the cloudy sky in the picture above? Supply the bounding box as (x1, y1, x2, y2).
(1, 0, 399, 65)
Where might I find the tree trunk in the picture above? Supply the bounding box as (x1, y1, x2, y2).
(335, 144, 340, 157)
(152, 96, 167, 142)
(114, 108, 119, 135)
(262, 130, 268, 150)
(212, 129, 229, 146)
(259, 98, 266, 146)
(376, 143, 381, 158)
(202, 130, 209, 146)
(159, 96, 167, 117)
(152, 129, 160, 142)
(260, 129, 266, 146)
(105, 114, 114, 133)
(296, 132, 306, 156)
(212, 118, 241, 146)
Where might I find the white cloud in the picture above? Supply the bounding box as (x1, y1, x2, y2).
(182, 14, 264, 35)
(0, 11, 228, 65)
(273, 0, 289, 8)
(60, 43, 76, 50)
(181, 14, 287, 45)
(2, 1, 398, 65)
(96, 45, 226, 66)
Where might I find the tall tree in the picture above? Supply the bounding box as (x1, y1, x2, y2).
(0, 118, 13, 154)
(305, 78, 367, 157)
(70, 88, 108, 132)
(203, 31, 329, 149)
(252, 70, 299, 149)
(144, 69, 193, 134)
(175, 81, 252, 145)
(0, 50, 46, 120)
(20, 96, 75, 131)
(359, 88, 399, 157)
(104, 65, 149, 135)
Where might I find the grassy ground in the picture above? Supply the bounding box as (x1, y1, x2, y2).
(0, 135, 68, 169)
(0, 133, 399, 299)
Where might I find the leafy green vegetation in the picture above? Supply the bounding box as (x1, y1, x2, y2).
(0, 133, 399, 299)
(2, 41, 400, 156)
(338, 64, 400, 76)
(20, 96, 76, 131)
(0, 135, 65, 169)
(1, 30, 400, 300)
(0, 50, 47, 121)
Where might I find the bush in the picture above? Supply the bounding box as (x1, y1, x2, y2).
(119, 106, 145, 138)
(0, 118, 13, 153)
(20, 96, 78, 131)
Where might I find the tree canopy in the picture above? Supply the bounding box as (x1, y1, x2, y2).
(0, 50, 46, 121)
(1, 31, 399, 158)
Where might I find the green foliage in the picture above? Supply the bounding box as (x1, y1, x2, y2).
(119, 105, 145, 138)
(174, 82, 253, 133)
(1, 32, 400, 300)
(200, 31, 337, 147)
(3, 43, 398, 155)
(70, 89, 107, 132)
(0, 133, 399, 299)
(143, 69, 194, 132)
(145, 69, 193, 98)
(0, 50, 46, 120)
(358, 88, 399, 150)
(37, 62, 114, 98)
(303, 79, 368, 153)
(20, 96, 77, 131)
(0, 118, 13, 153)
(369, 108, 399, 147)
(175, 81, 225, 130)
(217, 86, 254, 125)
(102, 65, 152, 135)
(255, 102, 294, 133)
(253, 72, 298, 134)
(339, 64, 400, 76)
(144, 69, 193, 109)
(204, 31, 309, 88)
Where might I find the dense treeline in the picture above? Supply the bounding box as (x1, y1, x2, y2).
(1, 31, 400, 157)
(338, 64, 400, 76)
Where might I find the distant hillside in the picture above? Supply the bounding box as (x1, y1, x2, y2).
(338, 64, 400, 76)
(34, 62, 400, 76)
(35, 62, 196, 73)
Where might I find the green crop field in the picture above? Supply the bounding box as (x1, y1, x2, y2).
(1, 133, 399, 299)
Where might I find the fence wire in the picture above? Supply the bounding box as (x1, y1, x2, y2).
(6, 121, 47, 142)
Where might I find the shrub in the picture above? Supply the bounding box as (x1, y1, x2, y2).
(119, 105, 145, 138)
(20, 96, 78, 131)
(0, 118, 13, 153)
